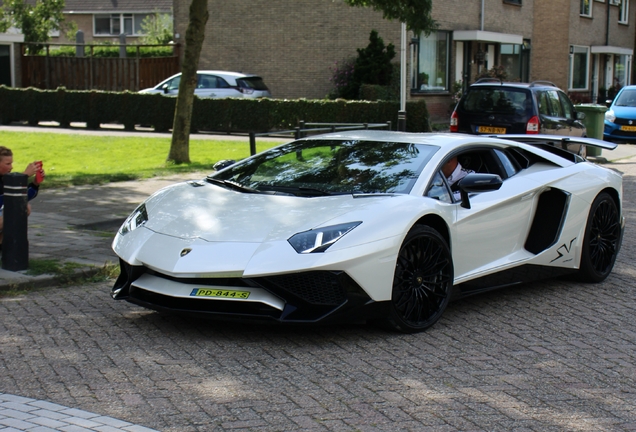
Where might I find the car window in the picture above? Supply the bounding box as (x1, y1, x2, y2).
(613, 89, 636, 106)
(217, 77, 231, 88)
(165, 76, 180, 91)
(216, 140, 438, 195)
(237, 77, 269, 90)
(493, 149, 520, 178)
(545, 90, 564, 117)
(558, 91, 575, 120)
(536, 91, 549, 116)
(425, 171, 453, 203)
(461, 88, 528, 114)
(197, 75, 217, 89)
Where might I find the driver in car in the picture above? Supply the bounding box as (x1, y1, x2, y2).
(442, 156, 474, 200)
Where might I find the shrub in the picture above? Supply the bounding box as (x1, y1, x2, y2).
(44, 45, 175, 58)
(0, 86, 431, 133)
(328, 58, 357, 99)
(328, 30, 396, 100)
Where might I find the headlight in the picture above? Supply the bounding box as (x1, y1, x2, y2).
(119, 203, 148, 235)
(605, 109, 616, 123)
(288, 222, 361, 254)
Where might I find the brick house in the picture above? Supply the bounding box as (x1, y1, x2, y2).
(54, 0, 172, 44)
(0, 0, 173, 87)
(173, 0, 635, 123)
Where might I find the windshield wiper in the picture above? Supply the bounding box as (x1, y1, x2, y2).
(256, 185, 338, 197)
(205, 177, 260, 194)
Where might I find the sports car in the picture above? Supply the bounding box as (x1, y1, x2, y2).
(112, 131, 624, 332)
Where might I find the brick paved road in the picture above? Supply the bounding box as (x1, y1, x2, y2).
(1, 158, 636, 431)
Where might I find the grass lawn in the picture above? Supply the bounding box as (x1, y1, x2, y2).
(1, 131, 284, 188)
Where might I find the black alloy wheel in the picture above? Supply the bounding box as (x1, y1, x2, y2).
(386, 225, 453, 333)
(576, 192, 621, 283)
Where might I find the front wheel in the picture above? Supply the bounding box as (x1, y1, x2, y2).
(384, 225, 453, 333)
(575, 192, 621, 282)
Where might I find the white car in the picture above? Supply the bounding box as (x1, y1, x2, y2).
(112, 131, 624, 332)
(139, 70, 272, 99)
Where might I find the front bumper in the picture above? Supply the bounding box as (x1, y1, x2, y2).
(604, 121, 636, 142)
(112, 259, 386, 324)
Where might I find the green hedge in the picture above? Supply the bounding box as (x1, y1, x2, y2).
(0, 86, 430, 133)
(43, 46, 175, 58)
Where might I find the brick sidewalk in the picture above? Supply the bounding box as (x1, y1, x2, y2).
(0, 152, 634, 431)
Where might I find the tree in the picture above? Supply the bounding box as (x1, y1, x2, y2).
(0, 0, 66, 54)
(167, 0, 209, 164)
(140, 11, 174, 45)
(354, 30, 395, 87)
(341, 0, 436, 35)
(329, 31, 395, 100)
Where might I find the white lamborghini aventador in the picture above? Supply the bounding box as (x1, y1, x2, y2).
(112, 131, 624, 332)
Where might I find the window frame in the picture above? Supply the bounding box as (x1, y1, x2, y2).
(618, 0, 629, 23)
(580, 0, 592, 17)
(568, 45, 590, 91)
(93, 13, 149, 37)
(411, 30, 451, 94)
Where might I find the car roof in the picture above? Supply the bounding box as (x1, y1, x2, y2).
(468, 79, 560, 90)
(300, 130, 507, 148)
(197, 70, 261, 78)
(298, 130, 615, 164)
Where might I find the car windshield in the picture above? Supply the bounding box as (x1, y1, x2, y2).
(461, 87, 531, 115)
(614, 89, 636, 107)
(212, 139, 438, 195)
(237, 77, 269, 90)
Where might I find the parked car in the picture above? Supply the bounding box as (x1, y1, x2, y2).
(139, 71, 272, 99)
(604, 85, 636, 143)
(111, 130, 622, 333)
(450, 79, 587, 155)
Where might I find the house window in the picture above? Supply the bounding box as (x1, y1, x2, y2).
(580, 0, 592, 16)
(614, 54, 629, 87)
(413, 31, 449, 92)
(94, 13, 148, 36)
(618, 0, 629, 23)
(569, 45, 590, 90)
(501, 44, 523, 81)
(504, 0, 522, 4)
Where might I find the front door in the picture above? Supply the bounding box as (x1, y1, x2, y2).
(0, 45, 11, 86)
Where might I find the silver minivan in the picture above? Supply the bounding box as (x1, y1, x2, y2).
(140, 70, 272, 99)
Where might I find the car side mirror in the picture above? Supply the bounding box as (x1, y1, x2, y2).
(605, 99, 613, 107)
(458, 173, 503, 209)
(162, 84, 169, 93)
(576, 111, 586, 121)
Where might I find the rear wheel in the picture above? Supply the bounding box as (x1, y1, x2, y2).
(384, 226, 453, 333)
(576, 192, 621, 282)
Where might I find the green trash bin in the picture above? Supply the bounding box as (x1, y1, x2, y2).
(575, 104, 608, 157)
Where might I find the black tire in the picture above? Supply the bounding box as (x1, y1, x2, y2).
(384, 225, 453, 333)
(575, 192, 621, 283)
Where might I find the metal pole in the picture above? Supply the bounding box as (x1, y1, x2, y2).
(249, 132, 256, 155)
(2, 173, 29, 272)
(398, 22, 407, 132)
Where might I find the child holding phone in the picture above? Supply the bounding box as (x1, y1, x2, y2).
(0, 146, 45, 249)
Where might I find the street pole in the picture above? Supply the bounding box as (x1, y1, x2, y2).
(2, 173, 29, 271)
(398, 22, 407, 132)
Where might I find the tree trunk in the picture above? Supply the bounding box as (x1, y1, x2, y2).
(167, 0, 209, 164)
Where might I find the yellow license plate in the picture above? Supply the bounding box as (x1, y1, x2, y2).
(190, 288, 250, 299)
(620, 125, 636, 131)
(477, 126, 506, 134)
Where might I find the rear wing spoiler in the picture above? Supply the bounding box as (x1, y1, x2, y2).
(490, 134, 617, 151)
